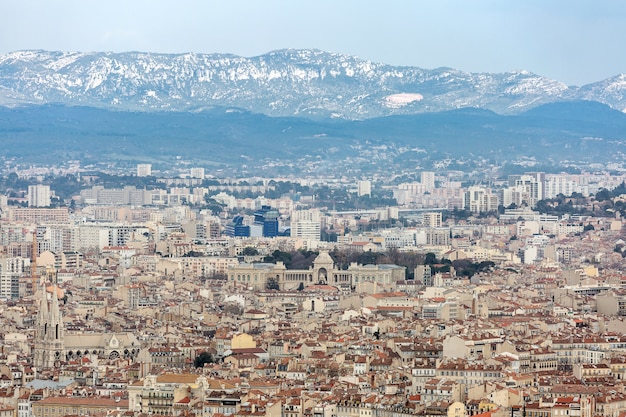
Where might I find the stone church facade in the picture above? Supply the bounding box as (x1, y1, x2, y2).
(33, 284, 140, 370)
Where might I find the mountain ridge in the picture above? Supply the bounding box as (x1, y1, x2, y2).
(1, 49, 624, 119)
(1, 101, 625, 174)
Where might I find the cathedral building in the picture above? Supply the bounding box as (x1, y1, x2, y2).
(33, 285, 64, 368)
(33, 284, 141, 370)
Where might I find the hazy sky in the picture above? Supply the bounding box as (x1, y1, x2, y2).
(1, 0, 624, 86)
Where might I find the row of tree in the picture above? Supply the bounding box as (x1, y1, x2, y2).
(253, 248, 495, 281)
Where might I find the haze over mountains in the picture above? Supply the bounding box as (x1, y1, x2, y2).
(1, 49, 625, 173)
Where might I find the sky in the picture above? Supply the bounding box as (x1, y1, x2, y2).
(0, 0, 624, 86)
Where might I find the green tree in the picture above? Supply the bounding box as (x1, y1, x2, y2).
(264, 250, 292, 268)
(242, 247, 259, 256)
(595, 189, 611, 202)
(452, 259, 495, 278)
(194, 351, 215, 368)
(432, 264, 451, 274)
(612, 182, 626, 197)
(266, 277, 280, 290)
(50, 174, 81, 200)
(357, 251, 381, 265)
(203, 196, 226, 215)
(182, 251, 204, 257)
(290, 250, 318, 269)
(424, 253, 438, 265)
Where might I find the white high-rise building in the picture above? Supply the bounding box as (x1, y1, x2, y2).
(28, 185, 51, 207)
(544, 175, 579, 199)
(190, 167, 205, 179)
(464, 186, 499, 213)
(291, 209, 322, 241)
(357, 180, 372, 197)
(0, 257, 29, 299)
(137, 164, 152, 177)
(421, 171, 435, 191)
(507, 173, 544, 207)
(422, 212, 442, 228)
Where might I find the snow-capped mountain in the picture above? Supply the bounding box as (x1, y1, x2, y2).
(0, 49, 624, 118)
(576, 74, 626, 113)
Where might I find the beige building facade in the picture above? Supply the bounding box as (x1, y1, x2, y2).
(227, 251, 405, 292)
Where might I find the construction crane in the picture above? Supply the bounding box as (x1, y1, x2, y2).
(31, 231, 38, 296)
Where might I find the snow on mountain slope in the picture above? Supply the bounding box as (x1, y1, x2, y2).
(0, 49, 620, 118)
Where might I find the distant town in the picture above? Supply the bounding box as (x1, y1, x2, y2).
(1, 159, 626, 417)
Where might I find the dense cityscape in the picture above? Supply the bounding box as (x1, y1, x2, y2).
(3, 2, 626, 416)
(0, 157, 624, 417)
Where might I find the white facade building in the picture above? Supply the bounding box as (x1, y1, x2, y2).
(423, 212, 443, 228)
(290, 209, 321, 242)
(190, 167, 205, 179)
(28, 185, 51, 207)
(421, 171, 436, 191)
(357, 180, 372, 197)
(464, 186, 499, 213)
(136, 164, 152, 177)
(0, 257, 29, 299)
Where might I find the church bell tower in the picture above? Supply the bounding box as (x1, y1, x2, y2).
(33, 283, 65, 369)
